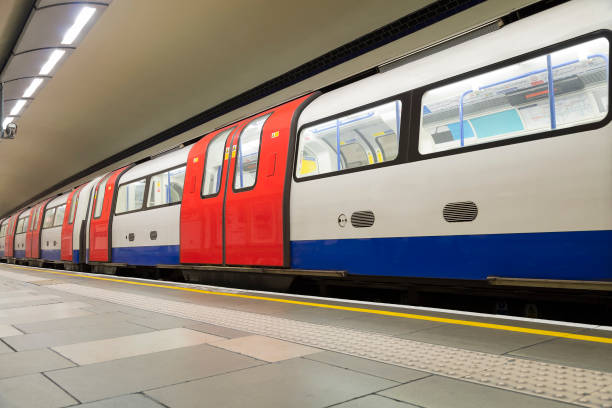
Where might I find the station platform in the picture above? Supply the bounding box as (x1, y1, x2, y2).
(0, 263, 610, 408)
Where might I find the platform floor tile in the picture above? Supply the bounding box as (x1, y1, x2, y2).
(333, 314, 446, 336)
(125, 313, 200, 330)
(398, 322, 552, 354)
(46, 344, 263, 403)
(379, 376, 579, 408)
(211, 335, 320, 362)
(4, 321, 152, 351)
(53, 327, 223, 365)
(509, 337, 612, 372)
(331, 394, 421, 408)
(0, 348, 75, 379)
(0, 294, 59, 306)
(73, 393, 165, 407)
(13, 311, 131, 334)
(304, 351, 429, 383)
(0, 270, 48, 282)
(184, 321, 251, 339)
(0, 302, 93, 326)
(146, 357, 397, 408)
(0, 324, 22, 337)
(0, 373, 77, 408)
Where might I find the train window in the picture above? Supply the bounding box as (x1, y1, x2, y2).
(68, 192, 79, 224)
(115, 179, 146, 214)
(43, 208, 56, 229)
(147, 166, 186, 208)
(234, 114, 271, 190)
(296, 101, 401, 179)
(16, 218, 26, 234)
(0, 221, 7, 237)
(53, 205, 66, 227)
(419, 37, 609, 154)
(202, 128, 232, 197)
(93, 174, 111, 219)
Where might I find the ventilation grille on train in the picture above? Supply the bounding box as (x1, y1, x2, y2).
(443, 201, 478, 222)
(351, 211, 375, 228)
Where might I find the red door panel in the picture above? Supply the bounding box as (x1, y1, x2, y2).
(5, 211, 24, 258)
(25, 205, 37, 258)
(180, 125, 240, 264)
(30, 199, 50, 259)
(180, 95, 311, 267)
(89, 167, 127, 262)
(61, 186, 84, 261)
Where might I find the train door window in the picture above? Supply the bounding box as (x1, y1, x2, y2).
(233, 114, 271, 190)
(202, 128, 233, 197)
(296, 100, 401, 178)
(43, 208, 56, 229)
(30, 210, 37, 231)
(68, 193, 80, 224)
(93, 174, 111, 219)
(147, 167, 186, 207)
(419, 37, 609, 154)
(115, 179, 146, 214)
(0, 221, 7, 237)
(53, 205, 66, 227)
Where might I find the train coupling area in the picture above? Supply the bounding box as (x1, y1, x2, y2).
(0, 264, 610, 408)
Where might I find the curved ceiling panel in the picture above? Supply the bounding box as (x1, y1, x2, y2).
(3, 78, 48, 100)
(14, 3, 107, 53)
(1, 48, 73, 81)
(37, 0, 111, 7)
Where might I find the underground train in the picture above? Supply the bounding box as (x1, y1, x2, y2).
(1, 0, 611, 289)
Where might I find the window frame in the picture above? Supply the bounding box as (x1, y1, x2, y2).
(200, 127, 235, 199)
(145, 165, 187, 210)
(293, 96, 409, 182)
(52, 205, 66, 227)
(42, 206, 58, 229)
(113, 164, 187, 216)
(68, 190, 80, 225)
(410, 29, 612, 162)
(16, 216, 27, 234)
(93, 174, 112, 220)
(232, 113, 273, 193)
(114, 177, 147, 216)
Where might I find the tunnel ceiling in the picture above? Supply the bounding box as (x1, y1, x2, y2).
(0, 0, 539, 216)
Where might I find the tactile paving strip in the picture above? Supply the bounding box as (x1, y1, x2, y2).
(45, 283, 612, 407)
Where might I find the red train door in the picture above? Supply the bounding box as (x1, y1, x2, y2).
(89, 167, 127, 262)
(180, 95, 313, 267)
(6, 211, 23, 258)
(25, 205, 37, 258)
(30, 199, 49, 259)
(180, 125, 240, 264)
(61, 186, 84, 261)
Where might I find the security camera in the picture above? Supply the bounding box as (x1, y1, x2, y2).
(4, 122, 16, 139)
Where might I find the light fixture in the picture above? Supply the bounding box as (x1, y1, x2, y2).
(22, 78, 44, 98)
(2, 117, 14, 130)
(40, 50, 66, 75)
(61, 7, 96, 45)
(10, 100, 27, 116)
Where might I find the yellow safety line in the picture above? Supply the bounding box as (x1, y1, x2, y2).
(6, 264, 612, 344)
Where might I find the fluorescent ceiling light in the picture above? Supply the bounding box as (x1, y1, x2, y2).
(23, 78, 44, 98)
(10, 100, 27, 116)
(39, 50, 66, 75)
(2, 117, 14, 130)
(61, 7, 96, 45)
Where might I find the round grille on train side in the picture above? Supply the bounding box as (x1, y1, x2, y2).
(351, 211, 375, 228)
(443, 201, 478, 222)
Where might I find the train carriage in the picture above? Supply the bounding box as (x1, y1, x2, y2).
(1, 0, 610, 290)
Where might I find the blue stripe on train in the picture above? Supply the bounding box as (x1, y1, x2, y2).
(111, 245, 180, 266)
(14, 250, 25, 259)
(290, 230, 612, 281)
(41, 249, 61, 261)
